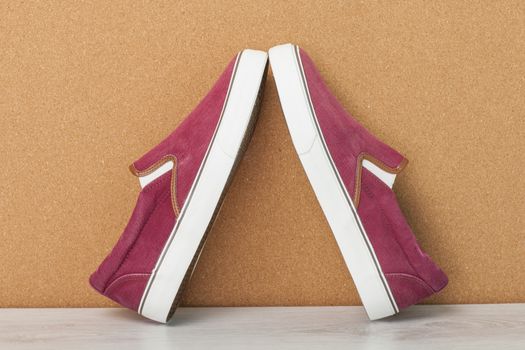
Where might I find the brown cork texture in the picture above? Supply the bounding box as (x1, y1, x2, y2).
(1, 1, 524, 308)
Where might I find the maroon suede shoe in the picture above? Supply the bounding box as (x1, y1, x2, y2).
(90, 49, 268, 323)
(270, 44, 447, 320)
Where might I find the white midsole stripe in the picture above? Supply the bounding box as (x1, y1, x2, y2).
(269, 43, 398, 320)
(139, 49, 268, 323)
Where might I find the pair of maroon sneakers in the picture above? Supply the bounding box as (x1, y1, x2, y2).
(90, 44, 448, 323)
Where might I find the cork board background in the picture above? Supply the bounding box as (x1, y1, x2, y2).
(1, 1, 524, 308)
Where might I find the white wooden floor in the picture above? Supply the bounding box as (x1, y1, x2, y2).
(0, 305, 523, 349)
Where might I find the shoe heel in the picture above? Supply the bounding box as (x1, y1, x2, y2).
(89, 174, 174, 298)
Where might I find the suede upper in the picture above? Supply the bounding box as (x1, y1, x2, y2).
(299, 49, 407, 207)
(89, 55, 238, 311)
(131, 56, 237, 210)
(359, 169, 448, 308)
(298, 48, 448, 309)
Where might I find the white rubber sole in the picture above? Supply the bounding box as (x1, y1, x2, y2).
(269, 43, 399, 320)
(138, 49, 268, 323)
